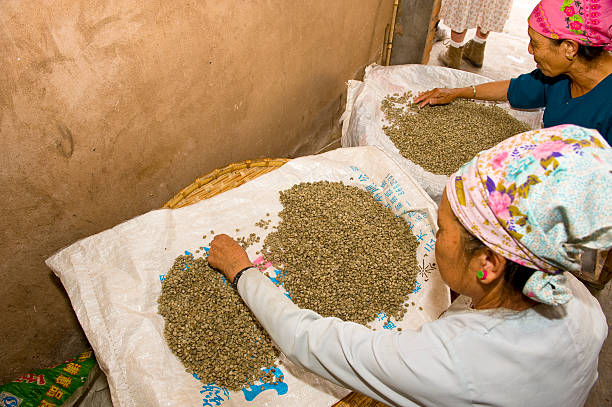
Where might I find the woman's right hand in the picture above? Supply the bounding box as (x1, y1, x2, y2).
(413, 87, 462, 108)
(208, 234, 253, 283)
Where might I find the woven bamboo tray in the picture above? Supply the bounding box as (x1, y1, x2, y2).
(164, 158, 388, 407)
(164, 158, 289, 209)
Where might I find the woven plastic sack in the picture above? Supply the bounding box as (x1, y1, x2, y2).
(0, 349, 97, 407)
(46, 146, 450, 407)
(341, 64, 544, 203)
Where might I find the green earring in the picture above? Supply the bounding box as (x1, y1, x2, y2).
(477, 270, 487, 280)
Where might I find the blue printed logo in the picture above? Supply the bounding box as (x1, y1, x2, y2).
(0, 392, 22, 407)
(193, 366, 288, 405)
(241, 367, 288, 401)
(192, 375, 230, 407)
(383, 320, 396, 330)
(376, 312, 397, 330)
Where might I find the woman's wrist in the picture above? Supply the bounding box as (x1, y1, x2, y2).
(457, 86, 475, 99)
(229, 262, 254, 284)
(231, 265, 254, 289)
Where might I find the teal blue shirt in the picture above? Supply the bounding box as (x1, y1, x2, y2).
(507, 69, 612, 145)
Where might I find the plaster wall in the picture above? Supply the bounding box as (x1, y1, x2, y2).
(0, 0, 392, 382)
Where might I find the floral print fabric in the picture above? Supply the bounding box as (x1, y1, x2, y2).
(440, 0, 514, 33)
(446, 125, 612, 304)
(523, 272, 572, 305)
(528, 0, 612, 51)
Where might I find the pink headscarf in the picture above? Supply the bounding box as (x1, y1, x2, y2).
(528, 0, 612, 51)
(445, 125, 612, 305)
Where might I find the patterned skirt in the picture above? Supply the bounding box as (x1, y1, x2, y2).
(439, 0, 514, 33)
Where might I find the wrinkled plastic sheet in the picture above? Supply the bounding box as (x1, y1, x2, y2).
(46, 146, 450, 407)
(341, 64, 544, 203)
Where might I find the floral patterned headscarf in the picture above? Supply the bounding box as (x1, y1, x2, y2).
(528, 0, 612, 51)
(446, 125, 612, 305)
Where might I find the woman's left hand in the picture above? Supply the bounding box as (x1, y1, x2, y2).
(208, 234, 253, 283)
(414, 87, 462, 107)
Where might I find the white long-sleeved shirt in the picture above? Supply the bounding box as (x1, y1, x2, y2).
(237, 269, 607, 407)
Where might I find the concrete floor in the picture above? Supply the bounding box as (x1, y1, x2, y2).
(429, 1, 611, 405)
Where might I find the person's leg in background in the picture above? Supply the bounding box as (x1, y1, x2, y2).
(463, 27, 489, 67)
(437, 0, 513, 70)
(437, 0, 470, 69)
(438, 28, 467, 68)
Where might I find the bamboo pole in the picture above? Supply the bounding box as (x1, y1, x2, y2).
(382, 23, 391, 64)
(385, 0, 400, 66)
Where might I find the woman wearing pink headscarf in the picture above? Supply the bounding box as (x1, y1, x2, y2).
(208, 125, 610, 406)
(416, 0, 612, 145)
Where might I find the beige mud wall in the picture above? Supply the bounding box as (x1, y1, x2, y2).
(0, 0, 392, 382)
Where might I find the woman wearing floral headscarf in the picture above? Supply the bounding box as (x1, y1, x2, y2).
(415, 0, 612, 144)
(208, 125, 610, 406)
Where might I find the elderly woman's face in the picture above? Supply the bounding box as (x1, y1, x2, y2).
(527, 27, 569, 77)
(435, 191, 474, 295)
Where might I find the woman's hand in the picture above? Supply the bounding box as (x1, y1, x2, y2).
(413, 87, 463, 107)
(208, 234, 253, 283)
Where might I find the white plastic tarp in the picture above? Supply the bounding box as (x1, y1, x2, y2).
(46, 146, 451, 407)
(341, 64, 544, 203)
